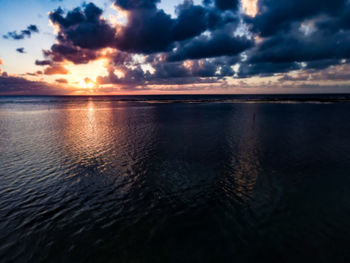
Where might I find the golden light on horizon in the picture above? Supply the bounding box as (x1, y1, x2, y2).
(65, 58, 109, 88)
(78, 79, 95, 90)
(242, 0, 258, 17)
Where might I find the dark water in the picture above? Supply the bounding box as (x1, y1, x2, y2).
(1, 95, 350, 263)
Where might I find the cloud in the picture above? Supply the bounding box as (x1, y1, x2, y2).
(114, 7, 174, 53)
(0, 58, 3, 65)
(172, 3, 208, 41)
(316, 4, 350, 33)
(237, 0, 350, 77)
(97, 55, 236, 88)
(113, 0, 240, 54)
(238, 62, 300, 78)
(43, 44, 99, 64)
(16, 48, 26, 54)
(172, 1, 237, 42)
(168, 29, 253, 61)
(36, 0, 243, 86)
(279, 63, 350, 82)
(49, 3, 115, 49)
(0, 74, 70, 95)
(23, 0, 350, 93)
(43, 64, 70, 75)
(26, 71, 43, 76)
(246, 0, 346, 37)
(43, 3, 115, 64)
(213, 0, 239, 11)
(55, 78, 68, 83)
(114, 0, 160, 10)
(35, 59, 53, 66)
(3, 25, 39, 40)
(44, 1, 243, 59)
(248, 29, 350, 65)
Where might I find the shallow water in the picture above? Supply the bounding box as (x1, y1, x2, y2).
(1, 95, 350, 262)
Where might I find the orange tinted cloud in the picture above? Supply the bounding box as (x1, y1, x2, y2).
(241, 0, 258, 17)
(44, 65, 70, 75)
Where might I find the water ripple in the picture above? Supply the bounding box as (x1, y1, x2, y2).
(1, 98, 350, 262)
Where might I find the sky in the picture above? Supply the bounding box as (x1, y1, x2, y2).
(0, 0, 349, 95)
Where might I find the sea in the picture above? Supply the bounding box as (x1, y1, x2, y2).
(1, 94, 350, 262)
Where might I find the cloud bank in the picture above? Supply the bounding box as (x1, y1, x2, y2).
(6, 0, 350, 93)
(0, 73, 70, 95)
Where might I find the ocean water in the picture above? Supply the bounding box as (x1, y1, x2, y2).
(1, 95, 350, 262)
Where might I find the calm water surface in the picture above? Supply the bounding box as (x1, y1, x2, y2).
(1, 95, 350, 262)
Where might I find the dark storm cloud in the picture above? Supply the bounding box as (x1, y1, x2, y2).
(49, 3, 115, 49)
(112, 51, 132, 65)
(45, 1, 243, 58)
(249, 30, 350, 64)
(43, 44, 99, 64)
(237, 0, 350, 77)
(316, 4, 350, 33)
(98, 69, 218, 86)
(32, 0, 350, 89)
(113, 0, 241, 54)
(172, 1, 238, 42)
(304, 59, 343, 70)
(238, 62, 301, 78)
(172, 2, 208, 41)
(213, 0, 239, 10)
(168, 29, 253, 61)
(3, 25, 39, 40)
(114, 0, 160, 9)
(16, 48, 26, 54)
(203, 0, 239, 11)
(151, 60, 220, 79)
(156, 58, 236, 79)
(114, 7, 174, 53)
(247, 0, 346, 37)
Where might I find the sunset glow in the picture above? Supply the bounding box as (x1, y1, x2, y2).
(0, 0, 349, 95)
(65, 59, 109, 88)
(78, 79, 95, 89)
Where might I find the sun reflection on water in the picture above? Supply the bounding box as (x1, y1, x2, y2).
(222, 105, 262, 204)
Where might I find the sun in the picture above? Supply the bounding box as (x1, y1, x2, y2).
(75, 78, 98, 94)
(64, 58, 109, 89)
(79, 79, 95, 89)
